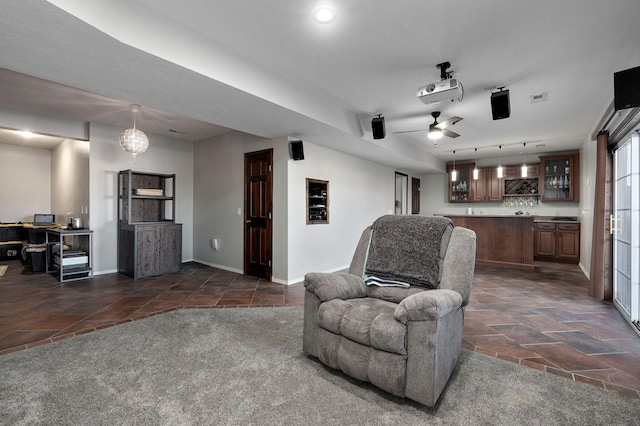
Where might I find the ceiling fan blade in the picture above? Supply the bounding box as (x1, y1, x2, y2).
(435, 116, 463, 129)
(442, 128, 460, 138)
(392, 128, 428, 134)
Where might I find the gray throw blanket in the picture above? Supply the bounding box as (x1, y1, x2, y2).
(364, 215, 453, 289)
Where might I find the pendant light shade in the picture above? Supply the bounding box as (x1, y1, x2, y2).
(497, 145, 504, 178)
(451, 150, 458, 182)
(119, 104, 149, 162)
(520, 142, 528, 178)
(473, 148, 479, 180)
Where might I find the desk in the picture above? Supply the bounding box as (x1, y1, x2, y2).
(46, 229, 93, 282)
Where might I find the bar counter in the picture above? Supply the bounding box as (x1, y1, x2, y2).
(442, 215, 535, 269)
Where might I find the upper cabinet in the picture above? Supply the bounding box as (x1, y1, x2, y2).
(539, 153, 579, 202)
(449, 163, 502, 203)
(448, 163, 472, 202)
(471, 167, 503, 202)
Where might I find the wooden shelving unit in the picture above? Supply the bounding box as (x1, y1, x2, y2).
(117, 170, 182, 279)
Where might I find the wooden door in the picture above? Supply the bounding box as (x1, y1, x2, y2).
(557, 224, 580, 261)
(471, 168, 487, 202)
(137, 225, 160, 278)
(411, 177, 420, 214)
(535, 223, 556, 257)
(244, 149, 273, 279)
(487, 168, 503, 201)
(159, 224, 182, 274)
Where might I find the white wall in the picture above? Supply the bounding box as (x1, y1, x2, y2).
(51, 138, 90, 226)
(286, 141, 398, 283)
(193, 132, 404, 284)
(0, 143, 51, 222)
(89, 122, 194, 274)
(193, 132, 290, 281)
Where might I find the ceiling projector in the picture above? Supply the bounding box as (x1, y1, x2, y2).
(416, 78, 463, 105)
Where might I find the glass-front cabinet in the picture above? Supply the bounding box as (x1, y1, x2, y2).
(448, 162, 472, 202)
(540, 153, 579, 202)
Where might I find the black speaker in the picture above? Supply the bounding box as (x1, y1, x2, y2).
(371, 115, 386, 139)
(491, 90, 510, 120)
(290, 140, 304, 160)
(614, 65, 640, 111)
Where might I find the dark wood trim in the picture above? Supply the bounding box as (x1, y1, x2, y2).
(589, 131, 613, 300)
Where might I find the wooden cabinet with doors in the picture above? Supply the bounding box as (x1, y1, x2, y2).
(118, 223, 182, 279)
(471, 167, 503, 202)
(534, 221, 580, 263)
(448, 162, 473, 202)
(540, 153, 579, 202)
(117, 170, 182, 279)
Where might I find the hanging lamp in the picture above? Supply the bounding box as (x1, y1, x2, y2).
(521, 142, 528, 177)
(473, 148, 479, 180)
(497, 145, 504, 178)
(119, 104, 149, 162)
(451, 151, 458, 182)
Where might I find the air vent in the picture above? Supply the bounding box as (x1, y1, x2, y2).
(530, 93, 547, 103)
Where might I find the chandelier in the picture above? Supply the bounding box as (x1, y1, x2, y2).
(119, 104, 149, 162)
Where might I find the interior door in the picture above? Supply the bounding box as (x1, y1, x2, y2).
(613, 132, 640, 332)
(244, 149, 273, 279)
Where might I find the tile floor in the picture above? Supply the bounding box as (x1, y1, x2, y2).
(1, 259, 639, 400)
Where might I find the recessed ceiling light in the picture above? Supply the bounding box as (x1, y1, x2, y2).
(313, 7, 337, 24)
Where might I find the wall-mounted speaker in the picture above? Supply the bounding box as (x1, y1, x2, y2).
(371, 115, 386, 139)
(491, 90, 510, 120)
(290, 140, 304, 160)
(614, 65, 640, 111)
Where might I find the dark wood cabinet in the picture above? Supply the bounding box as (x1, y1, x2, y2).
(448, 163, 472, 202)
(534, 221, 580, 263)
(471, 167, 502, 202)
(540, 153, 579, 202)
(117, 170, 182, 279)
(118, 223, 182, 279)
(446, 215, 535, 269)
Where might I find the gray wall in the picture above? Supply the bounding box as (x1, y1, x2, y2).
(0, 143, 51, 222)
(89, 122, 194, 274)
(193, 131, 415, 284)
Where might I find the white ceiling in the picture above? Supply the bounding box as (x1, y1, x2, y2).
(1, 0, 639, 172)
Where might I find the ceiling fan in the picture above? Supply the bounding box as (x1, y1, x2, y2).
(394, 111, 463, 146)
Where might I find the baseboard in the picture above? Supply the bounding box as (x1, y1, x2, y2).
(93, 268, 118, 276)
(578, 262, 590, 279)
(191, 259, 243, 275)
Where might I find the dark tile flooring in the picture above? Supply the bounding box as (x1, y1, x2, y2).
(1, 259, 639, 401)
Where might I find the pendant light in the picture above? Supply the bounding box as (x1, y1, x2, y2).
(451, 150, 458, 182)
(119, 104, 149, 162)
(497, 145, 504, 178)
(521, 142, 528, 177)
(473, 148, 479, 180)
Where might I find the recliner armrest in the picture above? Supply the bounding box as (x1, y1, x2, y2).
(304, 272, 367, 302)
(394, 289, 463, 323)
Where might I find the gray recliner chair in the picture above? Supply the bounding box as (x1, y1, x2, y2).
(303, 215, 476, 407)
